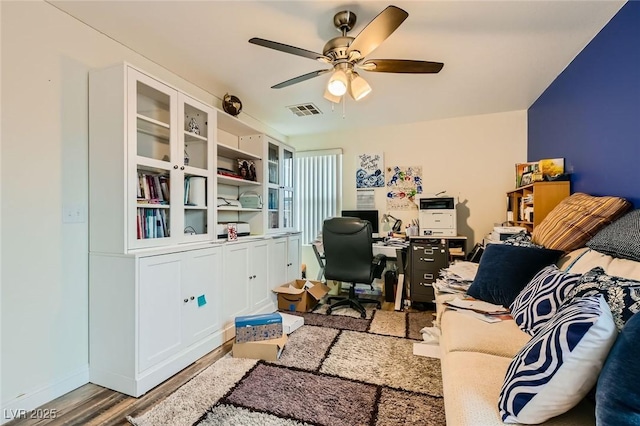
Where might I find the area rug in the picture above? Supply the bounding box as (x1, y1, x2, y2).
(128, 310, 444, 426)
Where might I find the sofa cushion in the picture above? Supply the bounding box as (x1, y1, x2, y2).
(587, 209, 640, 262)
(566, 266, 640, 331)
(556, 247, 590, 271)
(439, 309, 530, 358)
(596, 311, 640, 425)
(510, 265, 582, 335)
(442, 351, 596, 426)
(498, 295, 617, 424)
(467, 244, 563, 308)
(531, 193, 631, 252)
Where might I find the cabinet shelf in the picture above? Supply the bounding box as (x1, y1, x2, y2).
(184, 130, 206, 142)
(217, 206, 262, 212)
(137, 203, 170, 208)
(137, 115, 170, 142)
(218, 143, 262, 161)
(184, 205, 207, 210)
(218, 174, 261, 186)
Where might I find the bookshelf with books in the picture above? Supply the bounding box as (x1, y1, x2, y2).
(506, 181, 570, 232)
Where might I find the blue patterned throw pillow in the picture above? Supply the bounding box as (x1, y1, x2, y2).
(503, 231, 544, 248)
(510, 265, 582, 335)
(498, 295, 617, 424)
(566, 266, 640, 331)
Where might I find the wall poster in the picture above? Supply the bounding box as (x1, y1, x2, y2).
(356, 153, 385, 188)
(386, 166, 423, 210)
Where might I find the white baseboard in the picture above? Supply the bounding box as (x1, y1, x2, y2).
(1, 365, 89, 424)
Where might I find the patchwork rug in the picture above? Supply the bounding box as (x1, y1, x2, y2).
(128, 309, 444, 426)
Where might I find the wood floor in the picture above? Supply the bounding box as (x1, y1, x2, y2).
(5, 302, 404, 426)
(4, 341, 233, 426)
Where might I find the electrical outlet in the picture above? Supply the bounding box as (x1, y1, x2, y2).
(62, 204, 86, 223)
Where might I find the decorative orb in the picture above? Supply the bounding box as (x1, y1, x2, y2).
(223, 93, 242, 117)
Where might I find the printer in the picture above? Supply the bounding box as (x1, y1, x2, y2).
(418, 197, 457, 237)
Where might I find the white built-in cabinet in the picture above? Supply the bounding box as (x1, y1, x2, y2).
(88, 63, 301, 397)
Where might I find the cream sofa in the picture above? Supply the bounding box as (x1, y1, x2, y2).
(435, 248, 640, 426)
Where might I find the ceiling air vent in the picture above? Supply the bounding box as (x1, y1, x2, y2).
(286, 103, 322, 117)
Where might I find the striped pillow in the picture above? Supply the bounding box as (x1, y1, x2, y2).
(498, 295, 617, 424)
(531, 193, 631, 252)
(509, 265, 582, 335)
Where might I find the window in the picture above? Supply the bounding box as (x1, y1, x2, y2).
(294, 149, 342, 244)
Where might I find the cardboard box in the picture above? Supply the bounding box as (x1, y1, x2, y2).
(233, 334, 288, 361)
(273, 279, 330, 312)
(279, 312, 304, 334)
(235, 313, 283, 343)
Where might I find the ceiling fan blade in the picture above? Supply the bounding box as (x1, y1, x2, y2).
(347, 6, 408, 60)
(249, 38, 331, 63)
(360, 59, 444, 73)
(271, 69, 332, 89)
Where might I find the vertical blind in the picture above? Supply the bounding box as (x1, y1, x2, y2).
(294, 149, 343, 244)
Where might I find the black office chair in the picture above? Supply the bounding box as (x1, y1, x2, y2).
(322, 217, 387, 318)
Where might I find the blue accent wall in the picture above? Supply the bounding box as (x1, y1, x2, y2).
(528, 1, 640, 207)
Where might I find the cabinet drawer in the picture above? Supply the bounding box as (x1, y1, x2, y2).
(410, 280, 435, 302)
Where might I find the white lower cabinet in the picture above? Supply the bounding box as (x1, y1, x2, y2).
(89, 246, 223, 397)
(269, 236, 288, 288)
(286, 233, 301, 282)
(222, 239, 272, 320)
(89, 235, 300, 397)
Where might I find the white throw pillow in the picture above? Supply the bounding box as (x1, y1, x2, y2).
(498, 295, 617, 424)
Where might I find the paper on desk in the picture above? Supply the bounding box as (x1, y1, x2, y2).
(445, 297, 509, 315)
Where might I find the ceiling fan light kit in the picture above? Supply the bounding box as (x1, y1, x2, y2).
(348, 71, 372, 101)
(327, 68, 348, 96)
(249, 5, 443, 107)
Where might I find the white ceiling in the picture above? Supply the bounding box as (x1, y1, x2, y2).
(50, 1, 624, 137)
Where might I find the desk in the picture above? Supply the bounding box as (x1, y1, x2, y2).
(372, 243, 404, 258)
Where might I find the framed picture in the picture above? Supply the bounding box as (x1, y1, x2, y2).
(237, 159, 257, 181)
(227, 223, 238, 241)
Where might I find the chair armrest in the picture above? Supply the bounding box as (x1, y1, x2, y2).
(372, 254, 387, 279)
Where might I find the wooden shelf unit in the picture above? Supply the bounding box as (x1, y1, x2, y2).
(507, 181, 570, 232)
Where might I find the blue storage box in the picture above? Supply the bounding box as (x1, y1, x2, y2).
(235, 313, 283, 343)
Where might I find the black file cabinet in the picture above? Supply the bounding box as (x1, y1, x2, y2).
(408, 238, 449, 303)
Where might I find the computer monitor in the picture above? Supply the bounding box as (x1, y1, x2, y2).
(340, 210, 380, 238)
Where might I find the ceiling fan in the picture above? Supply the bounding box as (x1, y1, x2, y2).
(249, 5, 443, 103)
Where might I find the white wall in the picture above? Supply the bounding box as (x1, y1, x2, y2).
(0, 1, 284, 418)
(289, 111, 528, 280)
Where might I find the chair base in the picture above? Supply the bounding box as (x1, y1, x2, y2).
(326, 283, 381, 318)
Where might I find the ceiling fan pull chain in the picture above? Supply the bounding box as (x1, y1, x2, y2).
(342, 95, 346, 119)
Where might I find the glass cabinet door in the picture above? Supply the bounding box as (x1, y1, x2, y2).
(266, 140, 295, 232)
(130, 70, 177, 248)
(180, 94, 214, 243)
(268, 142, 279, 185)
(281, 147, 294, 230)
